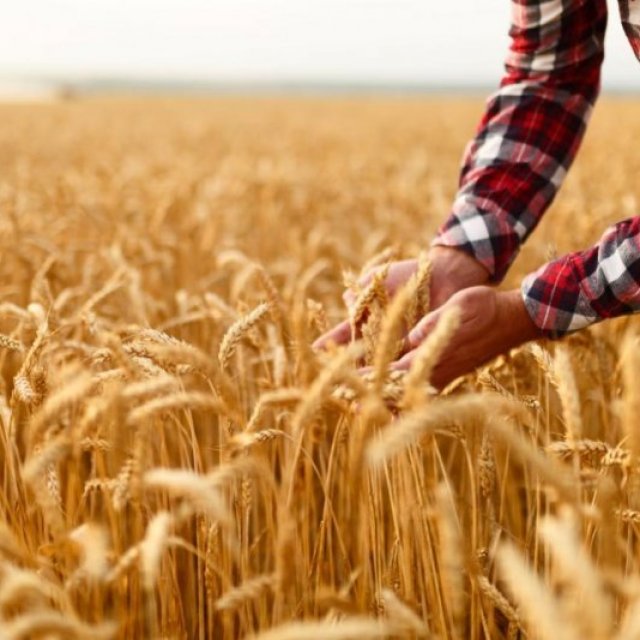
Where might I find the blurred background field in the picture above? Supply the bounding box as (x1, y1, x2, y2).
(2, 95, 638, 308)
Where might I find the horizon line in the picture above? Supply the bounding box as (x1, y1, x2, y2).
(1, 74, 639, 96)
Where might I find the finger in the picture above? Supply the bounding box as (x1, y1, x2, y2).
(390, 350, 451, 389)
(389, 349, 417, 372)
(404, 310, 441, 351)
(312, 319, 352, 350)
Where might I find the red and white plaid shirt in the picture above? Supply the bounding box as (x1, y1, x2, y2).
(432, 0, 640, 337)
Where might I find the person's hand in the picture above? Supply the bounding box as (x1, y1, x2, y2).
(390, 286, 542, 388)
(313, 246, 490, 349)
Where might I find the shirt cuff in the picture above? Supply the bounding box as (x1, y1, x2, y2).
(520, 255, 599, 339)
(432, 204, 523, 283)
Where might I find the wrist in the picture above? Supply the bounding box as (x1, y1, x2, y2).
(429, 245, 491, 305)
(498, 289, 542, 346)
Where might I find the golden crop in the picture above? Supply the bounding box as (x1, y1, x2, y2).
(0, 96, 638, 639)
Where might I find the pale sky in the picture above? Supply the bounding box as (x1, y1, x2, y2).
(1, 0, 639, 90)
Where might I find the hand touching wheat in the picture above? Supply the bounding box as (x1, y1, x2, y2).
(388, 286, 541, 388)
(313, 246, 490, 348)
(314, 247, 540, 386)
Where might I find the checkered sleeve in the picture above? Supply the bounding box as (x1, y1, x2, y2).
(432, 0, 607, 282)
(521, 218, 640, 337)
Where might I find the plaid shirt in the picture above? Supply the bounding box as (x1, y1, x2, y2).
(432, 0, 640, 337)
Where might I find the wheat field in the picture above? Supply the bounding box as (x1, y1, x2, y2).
(0, 96, 639, 639)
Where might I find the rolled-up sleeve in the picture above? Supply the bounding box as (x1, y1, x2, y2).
(521, 218, 640, 337)
(432, 0, 607, 282)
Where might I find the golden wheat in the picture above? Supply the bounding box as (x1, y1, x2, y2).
(0, 96, 637, 639)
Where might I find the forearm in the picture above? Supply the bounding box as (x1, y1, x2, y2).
(521, 218, 640, 338)
(433, 0, 607, 282)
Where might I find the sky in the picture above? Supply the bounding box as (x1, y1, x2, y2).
(1, 0, 639, 91)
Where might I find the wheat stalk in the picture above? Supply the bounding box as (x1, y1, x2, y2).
(127, 391, 223, 424)
(538, 513, 612, 638)
(3, 611, 116, 640)
(379, 587, 429, 637)
(554, 346, 582, 445)
(402, 305, 460, 406)
(215, 573, 276, 611)
(0, 334, 24, 353)
(140, 511, 173, 592)
(246, 617, 393, 640)
(496, 541, 580, 640)
(218, 302, 270, 370)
